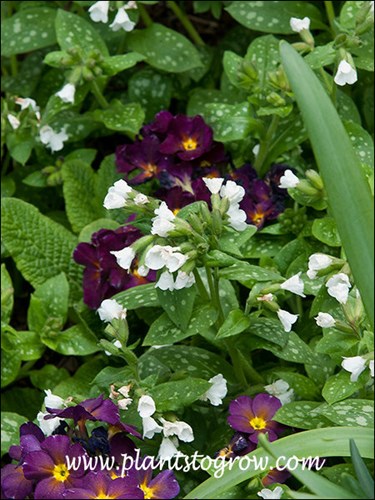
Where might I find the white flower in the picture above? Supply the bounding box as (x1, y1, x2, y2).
(97, 298, 127, 322)
(125, 1, 137, 9)
(44, 389, 65, 409)
(279, 169, 300, 189)
(137, 395, 156, 418)
(117, 398, 133, 410)
(369, 360, 374, 377)
(252, 144, 260, 157)
(7, 114, 20, 130)
(142, 416, 163, 439)
(326, 273, 351, 304)
(134, 193, 149, 205)
(110, 247, 135, 271)
(280, 272, 306, 297)
(307, 253, 333, 279)
(220, 180, 246, 205)
(257, 293, 274, 302)
(227, 204, 248, 232)
(341, 356, 367, 382)
(155, 271, 175, 291)
(103, 179, 133, 209)
(151, 202, 176, 237)
(88, 1, 109, 23)
(203, 177, 224, 194)
(277, 309, 298, 333)
(315, 312, 336, 328)
(39, 125, 68, 152)
(334, 60, 358, 86)
(109, 6, 136, 32)
(137, 265, 149, 277)
(55, 83, 76, 104)
(160, 418, 194, 442)
(200, 374, 227, 406)
(15, 97, 40, 115)
(264, 379, 294, 406)
(104, 339, 122, 356)
(157, 437, 180, 460)
(37, 412, 63, 436)
(258, 486, 283, 499)
(290, 16, 311, 33)
(174, 271, 195, 290)
(145, 245, 187, 273)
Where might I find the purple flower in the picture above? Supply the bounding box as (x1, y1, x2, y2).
(227, 394, 282, 443)
(46, 395, 120, 426)
(63, 471, 143, 499)
(191, 142, 228, 170)
(127, 467, 180, 499)
(73, 226, 155, 309)
(228, 164, 258, 191)
(1, 464, 34, 500)
(141, 110, 174, 138)
(215, 432, 256, 459)
(241, 197, 280, 228)
(262, 468, 291, 486)
(159, 115, 213, 161)
(23, 435, 86, 499)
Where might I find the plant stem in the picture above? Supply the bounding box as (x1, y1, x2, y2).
(225, 342, 248, 387)
(138, 4, 153, 27)
(167, 1, 205, 46)
(90, 80, 109, 108)
(193, 269, 210, 302)
(255, 115, 280, 177)
(324, 1, 337, 36)
(10, 55, 18, 77)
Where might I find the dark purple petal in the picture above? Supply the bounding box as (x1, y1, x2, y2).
(252, 394, 282, 420)
(229, 396, 254, 419)
(34, 476, 66, 499)
(46, 406, 95, 425)
(147, 470, 180, 499)
(229, 164, 258, 191)
(81, 395, 120, 425)
(9, 445, 22, 461)
(20, 422, 45, 442)
(110, 433, 137, 464)
(1, 464, 34, 500)
(227, 415, 254, 434)
(111, 422, 142, 440)
(262, 467, 291, 486)
(20, 433, 43, 456)
(141, 110, 174, 137)
(108, 477, 144, 499)
(23, 450, 55, 480)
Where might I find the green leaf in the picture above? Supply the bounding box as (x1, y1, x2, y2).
(187, 88, 241, 116)
(312, 217, 341, 247)
(223, 51, 246, 90)
(203, 102, 256, 142)
(241, 235, 288, 258)
(1, 264, 14, 326)
(1, 388, 44, 421)
(274, 401, 330, 429)
(216, 309, 251, 339)
(1, 198, 82, 299)
(226, 1, 324, 34)
(219, 261, 282, 284)
(350, 439, 375, 500)
(344, 120, 374, 168)
(305, 42, 336, 69)
(91, 366, 134, 390)
(245, 35, 280, 86)
(322, 371, 364, 405)
(280, 42, 374, 328)
(79, 219, 120, 243)
(1, 412, 28, 457)
(149, 378, 211, 412)
(1, 8, 57, 56)
(101, 52, 145, 76)
(41, 324, 99, 356)
(248, 317, 288, 347)
(313, 399, 374, 428)
(246, 332, 317, 364)
(337, 91, 362, 125)
(267, 112, 308, 162)
(53, 359, 106, 400)
(55, 9, 109, 56)
(29, 364, 70, 390)
(1, 350, 21, 388)
(156, 286, 196, 332)
(127, 23, 202, 73)
(4, 330, 45, 361)
(315, 330, 358, 362)
(93, 100, 145, 135)
(6, 131, 35, 166)
(273, 371, 320, 400)
(113, 283, 160, 310)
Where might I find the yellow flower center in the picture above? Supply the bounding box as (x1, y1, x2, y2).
(252, 211, 265, 226)
(140, 482, 154, 499)
(182, 137, 198, 151)
(173, 207, 180, 215)
(250, 416, 267, 430)
(52, 463, 70, 482)
(144, 163, 157, 176)
(96, 493, 113, 499)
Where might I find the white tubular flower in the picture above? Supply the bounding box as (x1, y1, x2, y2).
(142, 416, 163, 439)
(103, 179, 133, 209)
(145, 245, 187, 273)
(39, 125, 68, 152)
(227, 204, 248, 232)
(326, 273, 351, 304)
(278, 169, 300, 189)
(109, 6, 136, 31)
(220, 180, 246, 205)
(341, 356, 367, 382)
(174, 271, 195, 290)
(290, 16, 311, 32)
(37, 412, 63, 437)
(199, 374, 228, 406)
(370, 360, 374, 377)
(334, 60, 358, 86)
(264, 379, 294, 406)
(257, 293, 274, 302)
(97, 299, 127, 322)
(15, 97, 40, 114)
(155, 271, 175, 291)
(88, 1, 109, 23)
(117, 398, 133, 410)
(203, 177, 224, 194)
(110, 247, 135, 271)
(104, 339, 122, 356)
(117, 384, 131, 398)
(307, 253, 333, 279)
(160, 418, 194, 442)
(55, 83, 76, 104)
(151, 201, 176, 237)
(252, 144, 260, 157)
(134, 193, 149, 205)
(137, 265, 149, 277)
(277, 309, 298, 333)
(137, 395, 156, 418)
(7, 114, 20, 130)
(258, 486, 284, 499)
(44, 390, 65, 409)
(157, 437, 180, 460)
(315, 312, 336, 328)
(280, 272, 306, 297)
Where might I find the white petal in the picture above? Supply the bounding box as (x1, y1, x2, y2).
(7, 114, 20, 130)
(257, 486, 284, 499)
(88, 1, 109, 23)
(220, 180, 245, 204)
(15, 97, 39, 113)
(279, 169, 300, 189)
(55, 83, 76, 104)
(44, 390, 65, 409)
(369, 360, 374, 378)
(290, 16, 311, 32)
(160, 418, 194, 442)
(174, 271, 195, 290)
(252, 144, 260, 157)
(134, 193, 149, 205)
(315, 312, 336, 328)
(111, 247, 135, 271)
(308, 253, 333, 274)
(200, 374, 227, 406)
(39, 125, 68, 152)
(109, 7, 136, 31)
(334, 60, 358, 86)
(277, 309, 298, 332)
(137, 395, 156, 418)
(326, 273, 351, 304)
(341, 356, 366, 382)
(203, 177, 224, 194)
(142, 416, 163, 439)
(118, 398, 133, 410)
(227, 204, 248, 232)
(280, 272, 306, 297)
(157, 437, 179, 460)
(37, 412, 63, 436)
(156, 271, 175, 291)
(97, 299, 127, 322)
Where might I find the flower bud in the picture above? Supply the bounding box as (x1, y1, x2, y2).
(211, 208, 223, 236)
(241, 60, 258, 81)
(188, 213, 205, 235)
(305, 169, 324, 190)
(266, 92, 286, 107)
(82, 67, 95, 81)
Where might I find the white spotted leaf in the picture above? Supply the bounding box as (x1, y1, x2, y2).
(322, 371, 364, 405)
(1, 412, 28, 457)
(93, 100, 145, 135)
(113, 284, 160, 310)
(274, 401, 331, 429)
(149, 378, 211, 412)
(156, 286, 196, 332)
(312, 399, 374, 428)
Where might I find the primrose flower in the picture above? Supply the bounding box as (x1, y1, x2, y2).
(145, 245, 187, 273)
(7, 114, 20, 130)
(258, 486, 284, 499)
(290, 16, 311, 32)
(142, 416, 163, 439)
(228, 394, 283, 443)
(55, 83, 76, 104)
(326, 273, 351, 304)
(103, 179, 133, 209)
(334, 60, 358, 86)
(1, 464, 34, 500)
(39, 125, 68, 152)
(315, 312, 336, 328)
(111, 246, 136, 271)
(215, 432, 255, 459)
(341, 356, 367, 382)
(137, 395, 156, 418)
(307, 253, 333, 279)
(88, 1, 109, 23)
(160, 418, 194, 442)
(127, 467, 180, 499)
(203, 177, 224, 194)
(109, 6, 136, 31)
(97, 298, 127, 322)
(151, 201, 176, 237)
(278, 169, 300, 189)
(280, 272, 306, 297)
(200, 374, 228, 406)
(277, 309, 298, 333)
(264, 380, 294, 406)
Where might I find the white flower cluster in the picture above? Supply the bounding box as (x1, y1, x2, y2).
(88, 1, 137, 32)
(341, 356, 374, 382)
(110, 384, 133, 410)
(264, 379, 294, 405)
(37, 390, 66, 436)
(97, 298, 127, 322)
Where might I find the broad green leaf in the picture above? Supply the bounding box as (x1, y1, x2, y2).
(223, 51, 247, 90)
(1, 412, 28, 457)
(2, 51, 44, 96)
(305, 357, 336, 387)
(48, 109, 97, 141)
(312, 217, 341, 247)
(312, 399, 374, 427)
(187, 88, 241, 116)
(1, 198, 82, 299)
(126, 23, 202, 73)
(280, 42, 374, 328)
(274, 401, 330, 429)
(4, 330, 45, 361)
(245, 35, 280, 87)
(1, 8, 57, 56)
(6, 131, 35, 166)
(101, 52, 145, 76)
(93, 100, 145, 135)
(344, 120, 374, 168)
(315, 330, 358, 361)
(352, 30, 374, 71)
(91, 366, 134, 390)
(149, 378, 211, 412)
(41, 324, 99, 356)
(322, 371, 364, 405)
(216, 309, 251, 339)
(55, 9, 109, 56)
(53, 359, 106, 400)
(156, 286, 196, 332)
(1, 388, 44, 421)
(1, 350, 21, 388)
(219, 261, 282, 283)
(248, 317, 288, 347)
(138, 354, 171, 381)
(241, 235, 288, 258)
(350, 439, 375, 500)
(113, 283, 160, 310)
(337, 91, 362, 125)
(273, 371, 320, 400)
(305, 42, 336, 69)
(1, 265, 14, 326)
(203, 102, 256, 142)
(267, 112, 307, 162)
(29, 364, 70, 391)
(226, 1, 324, 34)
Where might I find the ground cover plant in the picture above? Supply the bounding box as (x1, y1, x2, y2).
(1, 1, 374, 499)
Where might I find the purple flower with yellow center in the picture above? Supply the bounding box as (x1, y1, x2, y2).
(1, 464, 34, 500)
(63, 471, 143, 499)
(159, 115, 213, 161)
(127, 467, 180, 499)
(22, 435, 86, 499)
(73, 226, 155, 309)
(241, 197, 280, 229)
(227, 394, 282, 443)
(116, 136, 173, 185)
